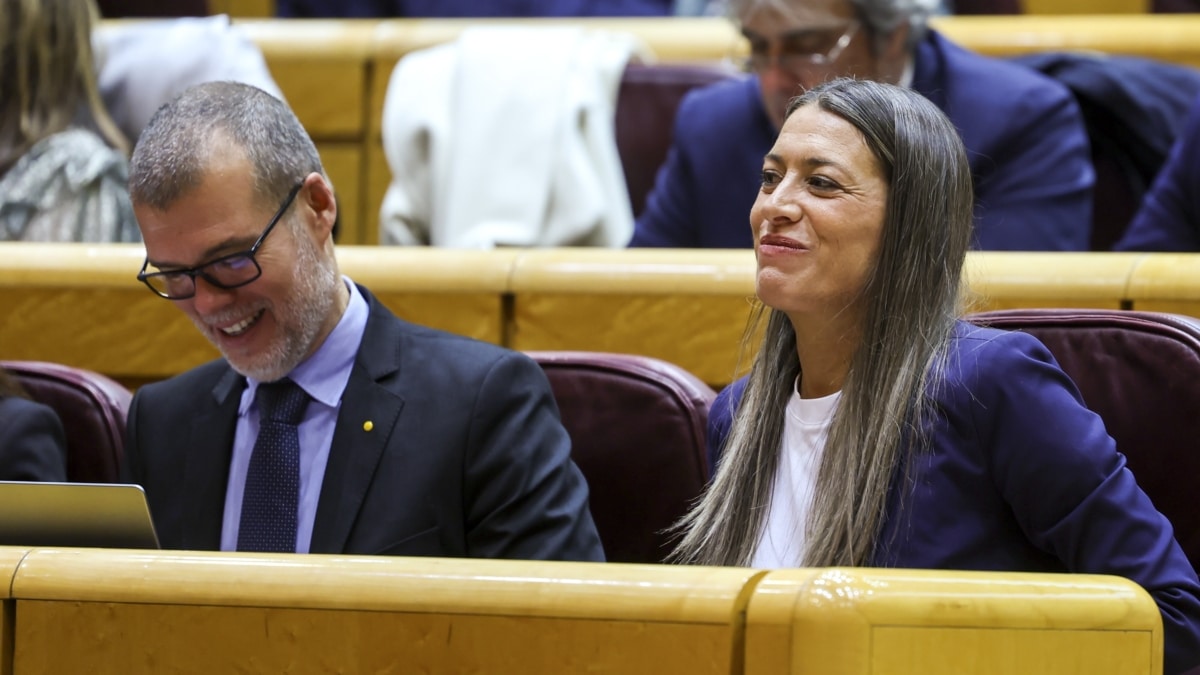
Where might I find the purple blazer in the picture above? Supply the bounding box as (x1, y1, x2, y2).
(708, 322, 1200, 675)
(631, 30, 1094, 251)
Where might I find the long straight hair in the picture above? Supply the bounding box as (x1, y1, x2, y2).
(671, 78, 975, 567)
(0, 0, 127, 173)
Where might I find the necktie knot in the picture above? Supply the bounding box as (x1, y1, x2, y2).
(256, 379, 310, 426)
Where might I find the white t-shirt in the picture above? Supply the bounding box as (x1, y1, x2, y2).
(750, 384, 840, 568)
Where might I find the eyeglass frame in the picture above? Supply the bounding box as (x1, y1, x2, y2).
(136, 181, 305, 300)
(740, 20, 861, 77)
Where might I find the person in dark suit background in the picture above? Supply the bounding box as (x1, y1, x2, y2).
(630, 0, 1094, 251)
(0, 370, 68, 482)
(668, 78, 1200, 674)
(1116, 93, 1200, 252)
(121, 81, 604, 561)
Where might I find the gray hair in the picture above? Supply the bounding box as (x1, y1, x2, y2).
(128, 81, 323, 210)
(670, 77, 974, 567)
(729, 0, 941, 49)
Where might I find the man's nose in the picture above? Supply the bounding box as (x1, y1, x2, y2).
(189, 276, 236, 315)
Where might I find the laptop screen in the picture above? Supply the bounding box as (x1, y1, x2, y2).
(0, 481, 160, 549)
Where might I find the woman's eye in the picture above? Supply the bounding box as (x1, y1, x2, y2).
(760, 170, 782, 188)
(808, 175, 839, 191)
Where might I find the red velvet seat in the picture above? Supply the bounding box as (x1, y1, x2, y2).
(1, 361, 132, 483)
(967, 309, 1200, 567)
(615, 62, 735, 217)
(529, 351, 714, 563)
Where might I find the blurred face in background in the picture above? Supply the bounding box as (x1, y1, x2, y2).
(739, 0, 910, 129)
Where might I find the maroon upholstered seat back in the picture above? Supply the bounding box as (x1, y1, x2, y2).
(967, 309, 1200, 567)
(528, 351, 714, 563)
(1, 361, 132, 483)
(615, 63, 735, 217)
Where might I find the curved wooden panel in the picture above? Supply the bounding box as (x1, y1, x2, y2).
(1128, 253, 1200, 316)
(964, 251, 1143, 312)
(747, 567, 1162, 675)
(510, 249, 758, 387)
(13, 550, 763, 675)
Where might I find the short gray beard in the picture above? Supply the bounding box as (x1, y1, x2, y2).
(211, 231, 340, 383)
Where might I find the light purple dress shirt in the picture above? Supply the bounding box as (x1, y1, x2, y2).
(220, 278, 369, 553)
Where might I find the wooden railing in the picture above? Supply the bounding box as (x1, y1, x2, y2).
(96, 15, 1200, 246)
(0, 546, 1162, 674)
(6, 244, 1200, 389)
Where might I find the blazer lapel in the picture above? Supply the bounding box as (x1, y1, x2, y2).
(309, 290, 406, 554)
(181, 368, 243, 550)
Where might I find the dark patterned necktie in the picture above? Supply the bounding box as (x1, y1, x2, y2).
(237, 378, 310, 553)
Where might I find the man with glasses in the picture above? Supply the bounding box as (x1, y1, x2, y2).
(629, 0, 1094, 251)
(121, 81, 604, 561)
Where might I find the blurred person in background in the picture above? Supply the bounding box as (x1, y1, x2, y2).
(630, 0, 1093, 251)
(0, 0, 138, 242)
(0, 369, 68, 482)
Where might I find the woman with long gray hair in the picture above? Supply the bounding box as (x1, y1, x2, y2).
(669, 77, 1200, 675)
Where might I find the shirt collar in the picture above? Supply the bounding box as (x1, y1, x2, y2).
(240, 276, 369, 414)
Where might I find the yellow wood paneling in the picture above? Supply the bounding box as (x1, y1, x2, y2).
(365, 143, 389, 246)
(932, 15, 1200, 69)
(964, 251, 1143, 312)
(509, 249, 759, 387)
(1022, 0, 1148, 14)
(16, 601, 736, 675)
(1127, 253, 1200, 315)
(0, 244, 216, 386)
(12, 550, 761, 675)
(745, 568, 1162, 675)
(872, 627, 1152, 675)
(234, 20, 374, 137)
(512, 293, 756, 387)
(338, 246, 517, 343)
(317, 142, 363, 245)
(12, 550, 756, 619)
(6, 246, 1200, 391)
(0, 548, 31, 675)
(210, 0, 274, 18)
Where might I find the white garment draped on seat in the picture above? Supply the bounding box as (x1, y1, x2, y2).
(379, 27, 649, 248)
(95, 15, 285, 143)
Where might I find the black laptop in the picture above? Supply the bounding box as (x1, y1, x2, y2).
(0, 481, 160, 549)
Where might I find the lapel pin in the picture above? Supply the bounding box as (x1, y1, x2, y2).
(363, 421, 374, 432)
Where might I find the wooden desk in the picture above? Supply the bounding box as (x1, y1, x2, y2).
(11, 549, 761, 674)
(747, 567, 1162, 675)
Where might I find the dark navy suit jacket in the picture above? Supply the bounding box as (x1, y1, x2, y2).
(0, 397, 67, 482)
(631, 30, 1094, 251)
(1117, 94, 1200, 251)
(122, 287, 604, 562)
(708, 322, 1200, 675)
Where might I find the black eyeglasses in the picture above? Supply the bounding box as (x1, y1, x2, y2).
(742, 21, 860, 77)
(137, 182, 304, 300)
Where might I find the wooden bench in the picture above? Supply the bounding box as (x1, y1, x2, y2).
(10, 548, 761, 674)
(8, 244, 1195, 389)
(0, 547, 1164, 674)
(747, 567, 1162, 675)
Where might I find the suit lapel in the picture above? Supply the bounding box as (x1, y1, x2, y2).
(309, 290, 406, 554)
(181, 368, 243, 550)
